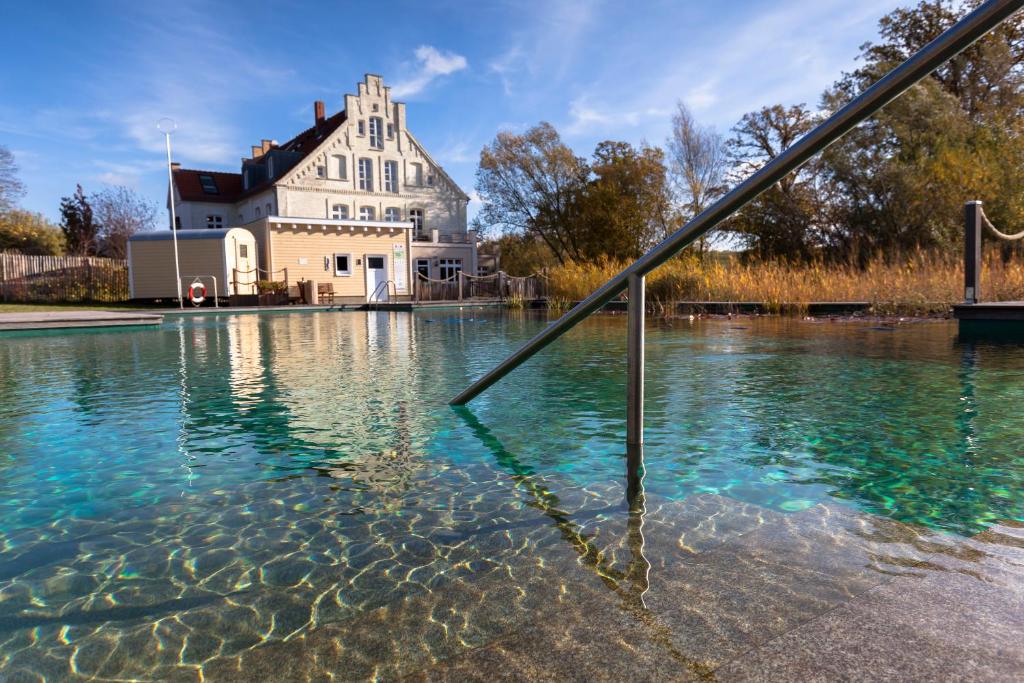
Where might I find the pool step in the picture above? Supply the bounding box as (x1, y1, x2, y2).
(416, 501, 1024, 682)
(197, 492, 787, 681)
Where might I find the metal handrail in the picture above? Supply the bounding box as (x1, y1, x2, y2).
(451, 0, 1023, 407)
(368, 279, 397, 306)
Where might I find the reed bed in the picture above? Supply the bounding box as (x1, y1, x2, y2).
(545, 251, 1024, 316)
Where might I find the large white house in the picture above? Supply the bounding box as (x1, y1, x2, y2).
(169, 74, 476, 283)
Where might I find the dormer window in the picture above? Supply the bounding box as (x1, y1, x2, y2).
(369, 117, 383, 149)
(199, 174, 219, 194)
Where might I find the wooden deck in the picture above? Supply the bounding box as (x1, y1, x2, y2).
(0, 310, 163, 331)
(953, 301, 1024, 321)
(953, 302, 1024, 337)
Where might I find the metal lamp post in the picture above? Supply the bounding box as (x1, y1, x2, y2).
(158, 118, 183, 309)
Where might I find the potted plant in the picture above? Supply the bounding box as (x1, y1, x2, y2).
(256, 280, 288, 306)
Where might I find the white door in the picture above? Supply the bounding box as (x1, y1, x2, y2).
(365, 254, 389, 301)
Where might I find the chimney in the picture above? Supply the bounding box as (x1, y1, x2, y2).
(261, 139, 272, 154)
(251, 145, 263, 159)
(314, 100, 325, 127)
(170, 162, 181, 171)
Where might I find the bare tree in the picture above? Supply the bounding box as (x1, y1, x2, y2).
(92, 186, 156, 258)
(666, 103, 727, 257)
(0, 145, 26, 213)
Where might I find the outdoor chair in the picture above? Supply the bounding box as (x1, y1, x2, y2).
(318, 282, 335, 304)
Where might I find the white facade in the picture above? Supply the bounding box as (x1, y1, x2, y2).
(171, 74, 475, 280)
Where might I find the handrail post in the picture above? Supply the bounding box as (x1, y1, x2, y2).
(626, 274, 645, 447)
(965, 201, 982, 304)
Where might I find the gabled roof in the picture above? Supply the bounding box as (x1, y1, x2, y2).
(173, 169, 242, 203)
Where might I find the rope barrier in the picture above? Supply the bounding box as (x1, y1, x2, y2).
(981, 208, 1024, 241)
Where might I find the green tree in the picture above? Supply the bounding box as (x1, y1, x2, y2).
(475, 122, 591, 264)
(820, 0, 1024, 258)
(0, 209, 65, 255)
(724, 104, 823, 259)
(60, 184, 100, 256)
(568, 140, 678, 262)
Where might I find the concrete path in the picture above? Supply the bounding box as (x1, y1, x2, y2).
(0, 310, 163, 331)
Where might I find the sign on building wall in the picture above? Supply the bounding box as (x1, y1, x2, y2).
(393, 243, 407, 292)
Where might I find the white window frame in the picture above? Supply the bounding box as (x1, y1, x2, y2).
(369, 117, 383, 148)
(383, 160, 398, 193)
(333, 253, 352, 276)
(415, 258, 430, 279)
(409, 208, 424, 234)
(358, 158, 373, 191)
(359, 206, 376, 221)
(384, 207, 400, 222)
(439, 258, 463, 281)
(334, 154, 347, 180)
(331, 204, 349, 220)
(357, 120, 365, 136)
(205, 214, 223, 229)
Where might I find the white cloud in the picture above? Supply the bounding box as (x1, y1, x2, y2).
(565, 97, 669, 136)
(391, 46, 468, 98)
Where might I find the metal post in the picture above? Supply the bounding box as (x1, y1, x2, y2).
(965, 201, 982, 304)
(163, 130, 183, 309)
(626, 274, 645, 447)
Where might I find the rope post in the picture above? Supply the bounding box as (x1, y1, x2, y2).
(458, 271, 464, 301)
(965, 201, 983, 304)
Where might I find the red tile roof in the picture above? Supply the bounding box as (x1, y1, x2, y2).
(173, 169, 242, 203)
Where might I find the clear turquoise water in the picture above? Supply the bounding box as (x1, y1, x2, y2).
(0, 310, 1022, 678)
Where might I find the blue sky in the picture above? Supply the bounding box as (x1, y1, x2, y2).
(1, 0, 902, 223)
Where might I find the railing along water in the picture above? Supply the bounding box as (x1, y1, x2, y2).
(451, 0, 1024, 446)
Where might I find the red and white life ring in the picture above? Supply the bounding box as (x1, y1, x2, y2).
(188, 281, 206, 306)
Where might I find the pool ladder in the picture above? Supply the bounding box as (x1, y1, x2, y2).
(450, 0, 1024, 453)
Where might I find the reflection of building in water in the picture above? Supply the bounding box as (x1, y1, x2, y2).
(178, 311, 435, 498)
(226, 315, 266, 408)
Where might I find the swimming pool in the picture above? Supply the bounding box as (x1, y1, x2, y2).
(1, 311, 1021, 680)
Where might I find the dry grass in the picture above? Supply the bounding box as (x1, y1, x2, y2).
(545, 251, 1024, 316)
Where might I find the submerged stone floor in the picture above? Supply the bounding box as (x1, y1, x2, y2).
(1, 488, 1021, 682)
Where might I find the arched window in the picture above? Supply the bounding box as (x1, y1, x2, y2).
(383, 161, 398, 193)
(332, 204, 349, 220)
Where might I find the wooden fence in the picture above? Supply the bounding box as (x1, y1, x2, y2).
(0, 252, 130, 303)
(414, 271, 547, 303)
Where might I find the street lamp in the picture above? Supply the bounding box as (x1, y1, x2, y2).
(157, 117, 183, 309)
